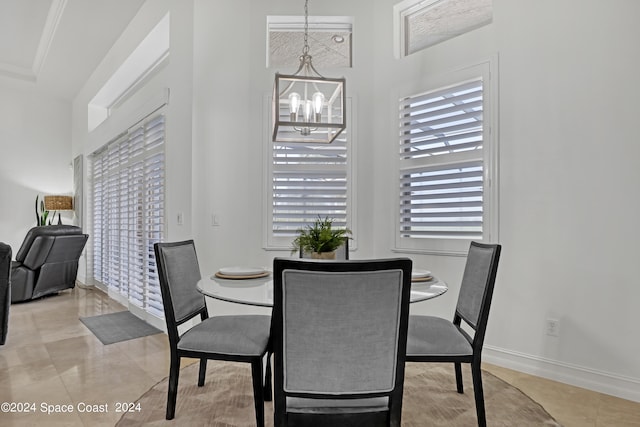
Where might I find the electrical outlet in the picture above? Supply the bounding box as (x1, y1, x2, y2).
(177, 212, 184, 225)
(546, 318, 560, 337)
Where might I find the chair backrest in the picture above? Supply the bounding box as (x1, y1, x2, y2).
(454, 241, 501, 351)
(0, 243, 12, 345)
(299, 237, 349, 260)
(154, 241, 205, 343)
(14, 226, 88, 299)
(272, 257, 412, 425)
(16, 226, 86, 267)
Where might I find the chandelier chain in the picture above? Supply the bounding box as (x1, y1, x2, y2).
(303, 0, 309, 55)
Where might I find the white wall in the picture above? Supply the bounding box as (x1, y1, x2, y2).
(69, 0, 640, 401)
(191, 0, 640, 400)
(71, 0, 194, 272)
(0, 80, 73, 253)
(190, 0, 376, 316)
(191, 0, 375, 272)
(489, 0, 640, 400)
(369, 0, 640, 401)
(70, 0, 193, 321)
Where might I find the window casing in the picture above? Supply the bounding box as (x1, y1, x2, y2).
(396, 61, 497, 255)
(89, 110, 165, 317)
(265, 100, 353, 250)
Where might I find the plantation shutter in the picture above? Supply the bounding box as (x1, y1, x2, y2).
(271, 130, 349, 237)
(90, 110, 165, 318)
(398, 79, 484, 240)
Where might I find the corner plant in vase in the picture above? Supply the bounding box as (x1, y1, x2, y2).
(291, 216, 351, 259)
(35, 195, 53, 226)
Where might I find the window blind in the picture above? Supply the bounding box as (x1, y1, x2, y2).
(271, 130, 349, 239)
(398, 79, 484, 240)
(90, 111, 165, 318)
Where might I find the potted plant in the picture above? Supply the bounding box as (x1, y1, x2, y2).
(35, 195, 55, 226)
(291, 216, 351, 259)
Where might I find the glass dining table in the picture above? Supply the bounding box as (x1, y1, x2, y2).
(197, 269, 448, 307)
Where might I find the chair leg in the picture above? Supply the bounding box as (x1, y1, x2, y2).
(471, 360, 486, 427)
(166, 354, 180, 420)
(198, 358, 207, 387)
(455, 362, 464, 393)
(251, 359, 265, 427)
(264, 352, 273, 402)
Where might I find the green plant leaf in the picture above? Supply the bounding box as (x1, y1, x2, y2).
(290, 215, 352, 254)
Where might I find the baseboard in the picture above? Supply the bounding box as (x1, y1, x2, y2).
(483, 345, 640, 403)
(75, 279, 93, 289)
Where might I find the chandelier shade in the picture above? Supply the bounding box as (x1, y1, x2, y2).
(273, 71, 346, 144)
(271, 0, 346, 144)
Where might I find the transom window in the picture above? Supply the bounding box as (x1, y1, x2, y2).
(394, 0, 493, 58)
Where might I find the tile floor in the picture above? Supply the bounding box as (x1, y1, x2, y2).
(1, 286, 638, 426)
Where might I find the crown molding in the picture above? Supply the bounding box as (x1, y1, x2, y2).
(32, 0, 68, 77)
(0, 61, 36, 82)
(0, 0, 67, 82)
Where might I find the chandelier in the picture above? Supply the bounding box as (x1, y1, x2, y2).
(272, 0, 346, 144)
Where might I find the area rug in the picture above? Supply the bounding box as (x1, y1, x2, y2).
(80, 310, 162, 345)
(117, 361, 561, 426)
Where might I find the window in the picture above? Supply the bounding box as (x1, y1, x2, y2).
(265, 102, 353, 249)
(267, 16, 353, 68)
(90, 109, 165, 318)
(396, 62, 497, 255)
(394, 0, 493, 58)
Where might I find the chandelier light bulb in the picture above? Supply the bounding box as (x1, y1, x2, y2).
(304, 100, 313, 123)
(312, 92, 324, 122)
(288, 92, 301, 120)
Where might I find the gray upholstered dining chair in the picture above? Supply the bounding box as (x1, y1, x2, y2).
(154, 240, 272, 425)
(406, 241, 501, 427)
(271, 257, 413, 427)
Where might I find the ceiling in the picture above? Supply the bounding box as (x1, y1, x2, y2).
(0, 0, 487, 101)
(0, 0, 145, 101)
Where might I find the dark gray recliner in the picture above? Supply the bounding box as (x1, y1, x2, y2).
(0, 242, 11, 345)
(11, 226, 88, 303)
